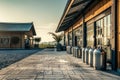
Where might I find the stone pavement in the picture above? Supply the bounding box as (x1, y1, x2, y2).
(0, 49, 120, 80)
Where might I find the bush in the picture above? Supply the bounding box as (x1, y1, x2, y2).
(39, 43, 55, 48)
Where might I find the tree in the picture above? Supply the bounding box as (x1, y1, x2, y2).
(48, 32, 63, 43)
(48, 32, 63, 51)
(34, 37, 41, 48)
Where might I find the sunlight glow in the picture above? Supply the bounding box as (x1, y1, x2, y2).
(0, 0, 67, 42)
(59, 59, 68, 63)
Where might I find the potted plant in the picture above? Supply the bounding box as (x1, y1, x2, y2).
(48, 32, 63, 51)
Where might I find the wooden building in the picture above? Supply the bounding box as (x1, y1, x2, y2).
(56, 0, 120, 72)
(117, 0, 120, 73)
(0, 22, 36, 49)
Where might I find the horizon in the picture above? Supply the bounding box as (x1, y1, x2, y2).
(0, 0, 67, 42)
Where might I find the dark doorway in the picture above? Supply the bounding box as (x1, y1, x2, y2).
(75, 36, 77, 46)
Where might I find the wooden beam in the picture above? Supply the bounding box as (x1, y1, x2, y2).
(85, 1, 112, 22)
(72, 0, 91, 8)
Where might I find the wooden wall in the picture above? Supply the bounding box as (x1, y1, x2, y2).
(64, 0, 112, 47)
(65, 0, 112, 33)
(85, 0, 112, 22)
(64, 0, 120, 71)
(117, 0, 120, 69)
(0, 32, 24, 49)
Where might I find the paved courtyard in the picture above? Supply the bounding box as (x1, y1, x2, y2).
(0, 49, 120, 80)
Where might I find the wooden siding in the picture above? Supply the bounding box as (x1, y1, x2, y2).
(64, 0, 120, 70)
(65, 0, 112, 33)
(85, 0, 112, 22)
(117, 0, 120, 69)
(0, 32, 24, 49)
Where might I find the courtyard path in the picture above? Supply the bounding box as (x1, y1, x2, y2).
(0, 49, 120, 80)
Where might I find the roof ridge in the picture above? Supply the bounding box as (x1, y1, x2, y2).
(0, 22, 33, 24)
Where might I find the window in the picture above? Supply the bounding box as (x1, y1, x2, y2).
(87, 23, 94, 47)
(96, 14, 111, 46)
(0, 37, 10, 48)
(96, 19, 103, 46)
(103, 14, 111, 45)
(73, 27, 80, 46)
(68, 32, 72, 46)
(73, 26, 83, 47)
(79, 26, 83, 46)
(65, 33, 70, 46)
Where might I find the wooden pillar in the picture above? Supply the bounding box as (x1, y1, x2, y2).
(72, 27, 74, 46)
(64, 31, 66, 46)
(30, 37, 34, 48)
(66, 32, 68, 46)
(111, 0, 117, 70)
(82, 15, 86, 48)
(94, 22, 96, 48)
(117, 0, 120, 71)
(21, 34, 25, 49)
(68, 32, 70, 46)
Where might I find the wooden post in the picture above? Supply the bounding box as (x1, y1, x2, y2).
(111, 0, 117, 70)
(116, 0, 120, 71)
(94, 22, 96, 48)
(72, 27, 74, 46)
(82, 15, 86, 48)
(64, 31, 66, 46)
(68, 32, 70, 46)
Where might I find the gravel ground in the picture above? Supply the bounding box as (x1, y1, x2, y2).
(0, 49, 41, 69)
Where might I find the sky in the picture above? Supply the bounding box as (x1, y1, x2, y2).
(0, 0, 67, 42)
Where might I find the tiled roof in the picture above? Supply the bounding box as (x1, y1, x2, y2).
(56, 0, 94, 32)
(0, 22, 36, 35)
